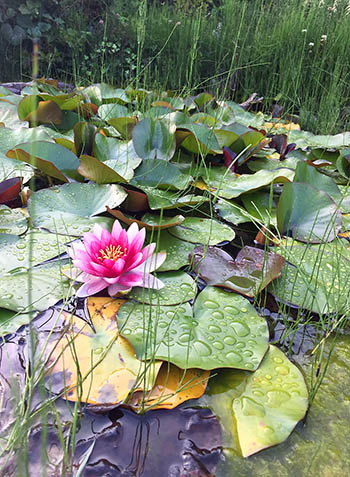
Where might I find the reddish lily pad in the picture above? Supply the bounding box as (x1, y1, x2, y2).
(106, 207, 185, 230)
(192, 245, 284, 297)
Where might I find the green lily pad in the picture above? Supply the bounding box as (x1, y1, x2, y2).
(132, 118, 176, 161)
(0, 206, 28, 235)
(0, 231, 69, 275)
(269, 239, 350, 315)
(241, 191, 277, 226)
(7, 140, 81, 182)
(78, 154, 128, 183)
(169, 217, 235, 245)
(128, 271, 196, 305)
(0, 127, 53, 154)
(199, 345, 308, 458)
(29, 183, 126, 236)
(142, 187, 208, 210)
(150, 230, 198, 271)
(98, 103, 130, 121)
(0, 153, 34, 183)
(0, 259, 73, 312)
(131, 159, 192, 190)
(0, 308, 32, 336)
(288, 129, 350, 149)
(215, 198, 252, 225)
(93, 136, 142, 175)
(118, 286, 269, 371)
(173, 112, 220, 154)
(200, 167, 294, 199)
(277, 182, 342, 243)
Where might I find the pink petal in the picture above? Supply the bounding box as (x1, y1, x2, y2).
(124, 251, 144, 272)
(141, 273, 165, 290)
(108, 282, 132, 296)
(126, 222, 140, 243)
(76, 277, 108, 297)
(127, 228, 146, 258)
(111, 219, 123, 240)
(117, 272, 144, 288)
(133, 252, 166, 274)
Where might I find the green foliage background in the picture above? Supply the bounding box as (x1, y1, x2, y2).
(1, 0, 350, 134)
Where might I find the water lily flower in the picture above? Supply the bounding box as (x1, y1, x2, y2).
(68, 220, 166, 297)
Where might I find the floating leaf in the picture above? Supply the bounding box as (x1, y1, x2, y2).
(241, 190, 277, 226)
(0, 231, 68, 275)
(98, 103, 130, 121)
(0, 127, 53, 155)
(277, 182, 342, 243)
(74, 122, 97, 156)
(200, 166, 294, 199)
(131, 159, 192, 190)
(106, 208, 185, 230)
(215, 198, 252, 225)
(0, 177, 22, 204)
(200, 345, 308, 458)
(78, 154, 127, 183)
(0, 308, 32, 336)
(128, 271, 196, 305)
(0, 206, 27, 235)
(118, 287, 269, 371)
(129, 364, 209, 411)
(7, 141, 81, 182)
(142, 187, 207, 210)
(152, 230, 197, 271)
(93, 135, 142, 177)
(132, 118, 176, 160)
(0, 259, 72, 312)
(169, 216, 235, 245)
(269, 239, 350, 314)
(46, 297, 161, 405)
(108, 117, 138, 140)
(29, 183, 126, 236)
(0, 153, 34, 183)
(192, 245, 284, 297)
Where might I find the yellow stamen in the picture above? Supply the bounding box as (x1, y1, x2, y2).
(98, 244, 127, 262)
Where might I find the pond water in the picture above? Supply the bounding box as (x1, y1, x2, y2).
(1, 304, 349, 476)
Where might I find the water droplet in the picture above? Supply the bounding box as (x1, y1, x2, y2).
(241, 397, 265, 417)
(226, 351, 242, 362)
(223, 305, 239, 315)
(267, 390, 291, 407)
(212, 311, 224, 319)
(231, 321, 250, 337)
(193, 340, 212, 356)
(273, 357, 283, 364)
(208, 324, 222, 333)
(212, 341, 224, 350)
(223, 336, 236, 345)
(240, 307, 247, 313)
(1, 293, 13, 299)
(16, 242, 26, 249)
(204, 300, 219, 309)
(275, 365, 289, 376)
(265, 374, 272, 380)
(252, 390, 264, 397)
(93, 347, 103, 354)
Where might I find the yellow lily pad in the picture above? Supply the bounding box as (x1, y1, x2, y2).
(46, 298, 162, 406)
(129, 363, 210, 411)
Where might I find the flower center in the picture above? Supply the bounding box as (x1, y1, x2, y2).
(98, 244, 127, 262)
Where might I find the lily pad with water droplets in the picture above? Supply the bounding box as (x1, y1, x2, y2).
(0, 231, 69, 275)
(169, 217, 235, 245)
(127, 271, 196, 305)
(0, 206, 28, 235)
(152, 230, 198, 271)
(142, 186, 208, 210)
(0, 153, 34, 183)
(0, 259, 73, 312)
(118, 287, 269, 371)
(46, 297, 162, 405)
(199, 345, 308, 458)
(29, 183, 125, 236)
(215, 198, 252, 225)
(269, 239, 350, 315)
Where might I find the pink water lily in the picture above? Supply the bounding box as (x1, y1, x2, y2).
(68, 220, 166, 297)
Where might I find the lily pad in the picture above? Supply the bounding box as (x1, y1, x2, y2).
(132, 118, 176, 161)
(215, 198, 252, 225)
(128, 271, 196, 305)
(118, 287, 269, 371)
(142, 187, 208, 210)
(46, 297, 161, 405)
(277, 182, 342, 243)
(169, 216, 235, 245)
(7, 140, 81, 182)
(0, 259, 73, 312)
(152, 230, 198, 271)
(0, 308, 32, 336)
(241, 190, 277, 226)
(0, 231, 68, 275)
(106, 209, 185, 231)
(192, 245, 284, 297)
(0, 153, 34, 183)
(199, 345, 308, 458)
(0, 126, 53, 154)
(29, 183, 126, 236)
(0, 206, 27, 235)
(200, 167, 294, 199)
(269, 239, 350, 315)
(128, 364, 209, 411)
(131, 159, 192, 190)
